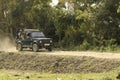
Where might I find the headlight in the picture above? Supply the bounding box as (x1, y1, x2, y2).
(40, 40, 42, 43)
(50, 40, 52, 43)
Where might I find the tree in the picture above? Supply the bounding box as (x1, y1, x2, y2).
(94, 0, 120, 46)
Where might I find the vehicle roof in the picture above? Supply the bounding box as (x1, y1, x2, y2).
(24, 29, 40, 33)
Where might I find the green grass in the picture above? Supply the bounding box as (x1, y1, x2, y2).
(0, 67, 120, 80)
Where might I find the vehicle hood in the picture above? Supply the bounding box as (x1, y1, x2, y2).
(33, 38, 52, 40)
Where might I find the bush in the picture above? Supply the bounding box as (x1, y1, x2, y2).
(79, 40, 90, 50)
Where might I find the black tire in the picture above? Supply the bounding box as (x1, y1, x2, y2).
(17, 43, 23, 51)
(32, 44, 39, 52)
(48, 47, 52, 51)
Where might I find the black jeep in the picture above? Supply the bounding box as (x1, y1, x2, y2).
(16, 29, 52, 52)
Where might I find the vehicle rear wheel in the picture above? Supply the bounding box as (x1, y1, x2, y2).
(17, 43, 23, 51)
(32, 44, 39, 52)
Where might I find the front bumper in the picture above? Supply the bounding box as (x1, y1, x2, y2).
(38, 43, 52, 48)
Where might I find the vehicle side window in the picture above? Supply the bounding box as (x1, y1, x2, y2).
(26, 33, 31, 39)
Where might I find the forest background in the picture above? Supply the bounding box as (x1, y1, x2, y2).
(0, 0, 120, 51)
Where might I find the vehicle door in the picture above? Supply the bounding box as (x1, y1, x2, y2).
(22, 33, 32, 47)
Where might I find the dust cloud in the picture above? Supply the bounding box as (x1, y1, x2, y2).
(0, 35, 18, 52)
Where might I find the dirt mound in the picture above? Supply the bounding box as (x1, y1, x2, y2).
(0, 52, 120, 73)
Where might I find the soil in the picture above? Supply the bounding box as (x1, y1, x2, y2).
(22, 51, 120, 59)
(43, 51, 120, 59)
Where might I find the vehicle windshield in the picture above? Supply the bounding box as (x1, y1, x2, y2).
(31, 32, 45, 38)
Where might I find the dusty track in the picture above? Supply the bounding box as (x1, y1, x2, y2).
(1, 45, 120, 59)
(21, 51, 120, 59)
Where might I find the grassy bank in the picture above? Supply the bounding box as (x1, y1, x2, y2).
(0, 52, 120, 73)
(0, 67, 120, 80)
(0, 52, 120, 79)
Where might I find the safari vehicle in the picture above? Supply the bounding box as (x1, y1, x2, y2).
(16, 29, 52, 52)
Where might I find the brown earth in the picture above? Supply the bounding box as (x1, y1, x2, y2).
(21, 51, 120, 59)
(43, 51, 120, 59)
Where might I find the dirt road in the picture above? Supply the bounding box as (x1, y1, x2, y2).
(19, 50, 120, 59)
(1, 46, 120, 59)
(38, 51, 120, 59)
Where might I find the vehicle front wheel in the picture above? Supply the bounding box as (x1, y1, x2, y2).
(32, 44, 39, 52)
(17, 43, 23, 51)
(47, 47, 52, 51)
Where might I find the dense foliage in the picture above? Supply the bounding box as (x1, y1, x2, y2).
(0, 0, 120, 51)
